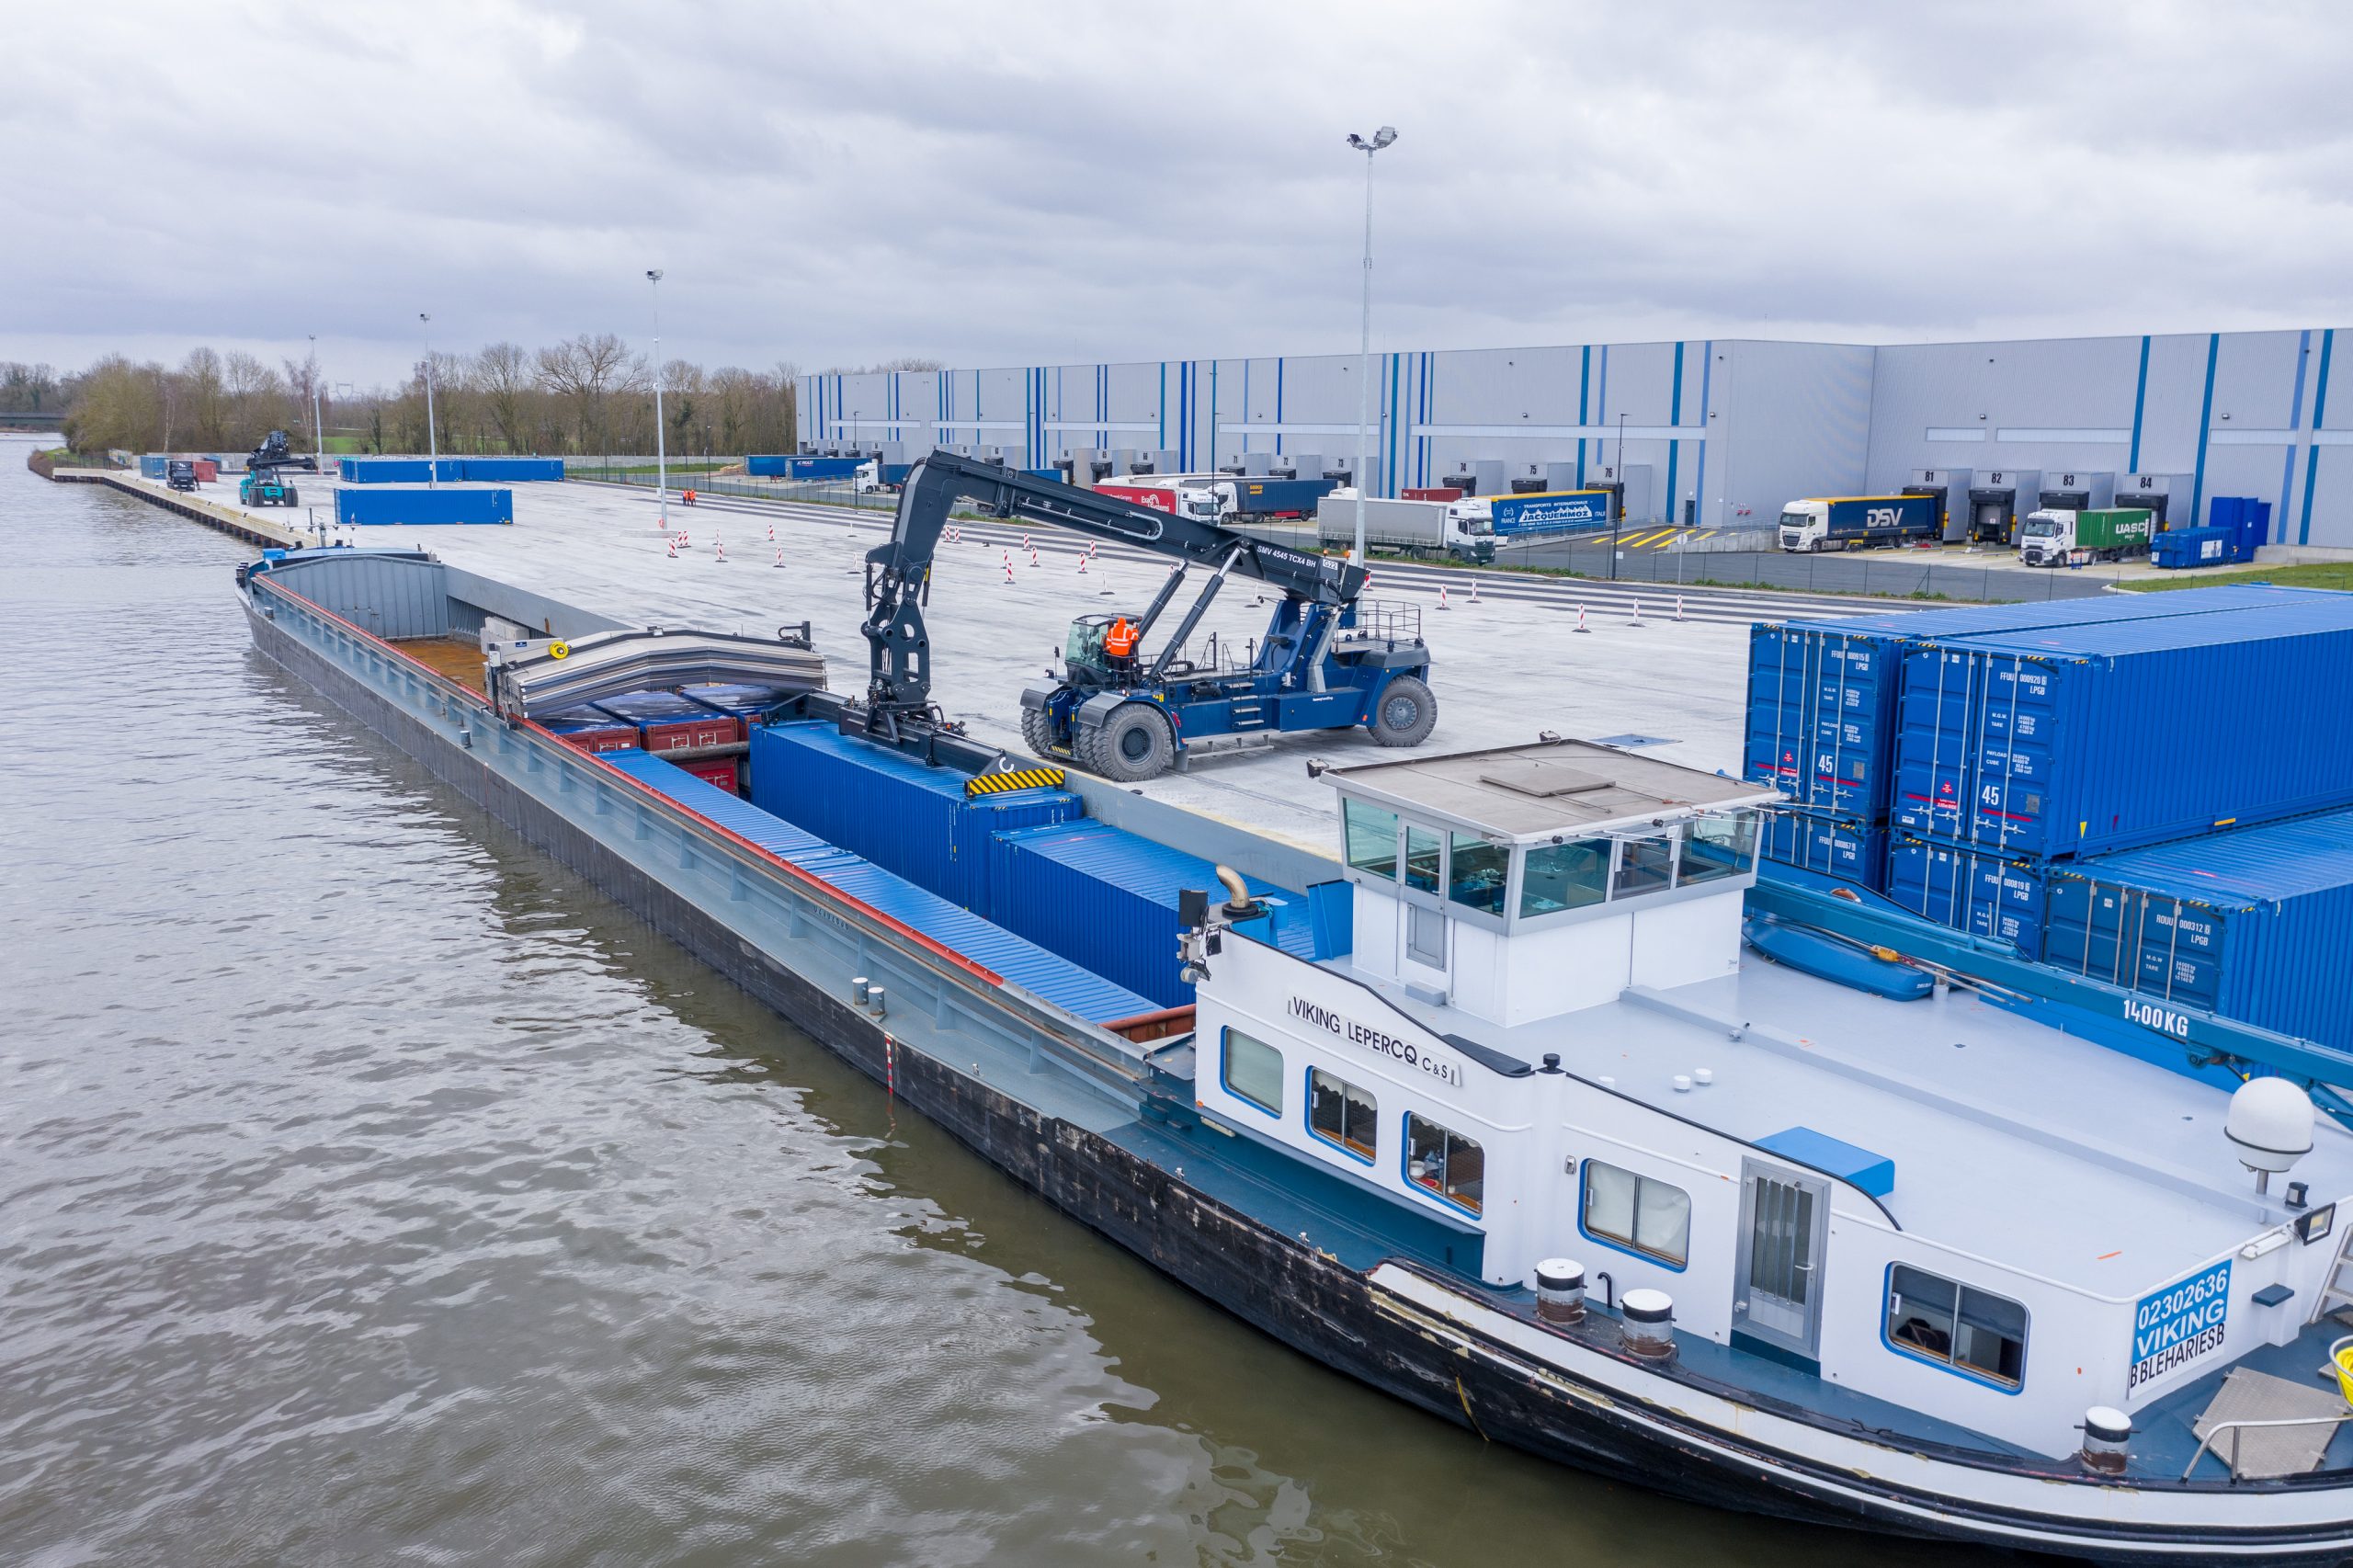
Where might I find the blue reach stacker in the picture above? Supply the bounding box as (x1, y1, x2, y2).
(858, 450, 1437, 780)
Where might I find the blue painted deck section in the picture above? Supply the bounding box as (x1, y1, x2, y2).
(2129, 1313, 2353, 1479)
(600, 750, 1157, 1024)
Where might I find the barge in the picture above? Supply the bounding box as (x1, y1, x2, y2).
(241, 541, 2353, 1563)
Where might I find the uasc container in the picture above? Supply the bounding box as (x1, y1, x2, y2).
(1891, 595, 2353, 858)
(2042, 807, 2353, 1051)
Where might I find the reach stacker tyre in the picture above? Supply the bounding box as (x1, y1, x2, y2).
(1370, 676, 1438, 747)
(1019, 706, 1059, 761)
(1082, 703, 1176, 782)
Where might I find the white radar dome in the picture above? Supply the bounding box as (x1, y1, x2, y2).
(2226, 1078, 2315, 1175)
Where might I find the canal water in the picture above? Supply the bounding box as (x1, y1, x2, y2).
(0, 438, 1993, 1566)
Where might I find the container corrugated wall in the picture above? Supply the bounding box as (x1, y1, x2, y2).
(1758, 810, 1886, 888)
(335, 487, 515, 526)
(747, 723, 1080, 914)
(1883, 835, 2047, 952)
(1893, 595, 2353, 858)
(1744, 586, 2329, 822)
(2042, 808, 2353, 1051)
(457, 458, 564, 482)
(603, 751, 1154, 1024)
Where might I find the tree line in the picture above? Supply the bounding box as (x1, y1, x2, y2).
(35, 337, 801, 459)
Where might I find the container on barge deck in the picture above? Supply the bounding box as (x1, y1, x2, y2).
(1883, 835, 2048, 953)
(594, 691, 743, 754)
(601, 751, 1156, 1025)
(2041, 806, 2353, 1052)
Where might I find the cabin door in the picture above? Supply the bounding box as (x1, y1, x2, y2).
(1733, 1161, 1828, 1365)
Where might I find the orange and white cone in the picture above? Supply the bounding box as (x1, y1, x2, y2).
(1003, 559, 1016, 585)
(1077, 554, 1088, 575)
(772, 547, 784, 568)
(1630, 598, 1645, 626)
(1029, 547, 1040, 568)
(1574, 603, 1590, 633)
(1674, 594, 1686, 622)
(1438, 585, 1450, 610)
(666, 536, 677, 559)
(715, 538, 728, 562)
(1470, 577, 1482, 605)
(767, 523, 776, 542)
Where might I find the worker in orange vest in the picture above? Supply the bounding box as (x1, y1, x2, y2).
(1103, 617, 1139, 662)
(683, 487, 698, 507)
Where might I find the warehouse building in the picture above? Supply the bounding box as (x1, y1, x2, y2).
(801, 326, 2351, 551)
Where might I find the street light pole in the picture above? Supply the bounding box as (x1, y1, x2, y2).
(307, 334, 326, 463)
(647, 269, 667, 530)
(1345, 125, 1398, 566)
(419, 313, 438, 489)
(1610, 411, 1627, 580)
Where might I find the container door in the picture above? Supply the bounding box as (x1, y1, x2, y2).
(1733, 1160, 1829, 1365)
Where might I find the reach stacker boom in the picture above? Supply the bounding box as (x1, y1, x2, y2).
(861, 451, 1437, 780)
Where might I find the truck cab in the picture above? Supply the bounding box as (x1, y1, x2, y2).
(166, 459, 199, 493)
(2017, 508, 2076, 566)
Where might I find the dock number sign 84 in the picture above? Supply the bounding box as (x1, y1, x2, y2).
(2128, 1260, 2231, 1393)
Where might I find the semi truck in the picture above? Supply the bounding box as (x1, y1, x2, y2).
(1313, 494, 1495, 562)
(1775, 494, 1939, 552)
(1445, 488, 1614, 540)
(2018, 506, 2154, 566)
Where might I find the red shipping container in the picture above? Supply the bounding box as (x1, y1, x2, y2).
(677, 756, 740, 792)
(638, 712, 742, 753)
(561, 726, 641, 755)
(192, 459, 220, 483)
(1402, 486, 1461, 502)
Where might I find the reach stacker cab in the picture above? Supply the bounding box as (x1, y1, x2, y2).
(238, 429, 316, 508)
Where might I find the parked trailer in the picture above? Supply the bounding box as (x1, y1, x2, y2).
(1208, 476, 1336, 520)
(2018, 506, 2154, 567)
(1313, 495, 1495, 562)
(1445, 489, 1614, 546)
(1775, 494, 1938, 552)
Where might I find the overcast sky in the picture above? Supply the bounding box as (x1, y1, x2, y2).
(7, 1, 2349, 385)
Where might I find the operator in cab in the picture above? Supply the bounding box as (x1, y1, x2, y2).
(1103, 617, 1140, 667)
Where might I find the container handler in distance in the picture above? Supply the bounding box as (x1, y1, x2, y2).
(859, 450, 1437, 782)
(1775, 493, 1939, 552)
(237, 429, 317, 508)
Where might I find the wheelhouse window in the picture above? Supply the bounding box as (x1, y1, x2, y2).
(1448, 831, 1509, 916)
(1678, 814, 1756, 885)
(1403, 824, 1442, 895)
(1309, 1068, 1378, 1162)
(1612, 835, 1676, 898)
(1519, 838, 1611, 917)
(1581, 1160, 1690, 1267)
(1405, 1113, 1484, 1215)
(1885, 1265, 2028, 1389)
(1222, 1027, 1282, 1116)
(1345, 801, 1399, 880)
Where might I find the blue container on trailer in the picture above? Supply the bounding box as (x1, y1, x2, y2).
(1758, 809, 1887, 888)
(140, 453, 168, 479)
(2042, 807, 2353, 1051)
(335, 486, 515, 526)
(745, 455, 790, 476)
(2152, 526, 2234, 569)
(601, 751, 1154, 1024)
(1891, 593, 2353, 858)
(1883, 835, 2047, 953)
(1745, 586, 2303, 822)
(987, 820, 1321, 1008)
(747, 722, 1081, 914)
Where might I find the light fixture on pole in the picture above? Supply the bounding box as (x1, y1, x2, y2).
(647, 269, 668, 530)
(1345, 125, 1398, 567)
(419, 313, 438, 489)
(1611, 412, 1628, 580)
(307, 334, 326, 463)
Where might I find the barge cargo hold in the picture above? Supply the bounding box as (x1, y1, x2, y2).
(240, 545, 2353, 1565)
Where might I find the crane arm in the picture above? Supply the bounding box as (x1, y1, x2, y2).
(861, 451, 1364, 721)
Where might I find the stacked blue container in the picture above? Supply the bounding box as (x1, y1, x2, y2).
(1743, 587, 2300, 897)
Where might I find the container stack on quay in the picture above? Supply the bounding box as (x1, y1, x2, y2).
(1746, 584, 2353, 1051)
(339, 457, 564, 483)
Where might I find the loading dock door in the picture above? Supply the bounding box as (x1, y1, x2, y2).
(1967, 487, 2018, 546)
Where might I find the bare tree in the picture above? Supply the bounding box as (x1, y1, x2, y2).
(475, 342, 534, 453)
(535, 332, 643, 454)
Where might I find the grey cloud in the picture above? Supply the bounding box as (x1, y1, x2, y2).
(5, 0, 2347, 384)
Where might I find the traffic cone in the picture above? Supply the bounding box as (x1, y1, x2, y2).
(1629, 598, 1645, 626)
(773, 547, 784, 568)
(1077, 554, 1088, 575)
(1574, 603, 1590, 633)
(767, 523, 775, 542)
(1470, 578, 1481, 605)
(1022, 532, 1031, 551)
(1674, 595, 1686, 622)
(676, 530, 690, 549)
(666, 537, 677, 559)
(1004, 559, 1017, 585)
(1438, 585, 1450, 610)
(1029, 547, 1040, 568)
(715, 538, 728, 562)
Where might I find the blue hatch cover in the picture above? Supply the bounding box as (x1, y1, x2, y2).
(1756, 1126, 1896, 1198)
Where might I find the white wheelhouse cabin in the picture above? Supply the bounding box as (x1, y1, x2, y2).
(1179, 738, 2353, 1559)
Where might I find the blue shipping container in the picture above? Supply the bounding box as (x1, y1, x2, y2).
(745, 455, 791, 476)
(339, 458, 464, 483)
(1883, 835, 2047, 953)
(2209, 495, 2274, 563)
(1758, 810, 1886, 888)
(1744, 587, 2300, 821)
(1224, 476, 1336, 517)
(1891, 594, 2353, 858)
(1489, 490, 1613, 537)
(602, 750, 1154, 1024)
(2042, 808, 2353, 1051)
(748, 722, 1081, 915)
(988, 821, 1324, 1008)
(680, 683, 793, 719)
(335, 486, 514, 526)
(2152, 526, 2234, 570)
(140, 453, 168, 479)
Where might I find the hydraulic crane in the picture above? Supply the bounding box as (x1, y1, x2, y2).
(238, 430, 318, 508)
(860, 451, 1436, 780)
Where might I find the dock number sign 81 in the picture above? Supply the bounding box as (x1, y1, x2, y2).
(2128, 1260, 2231, 1393)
